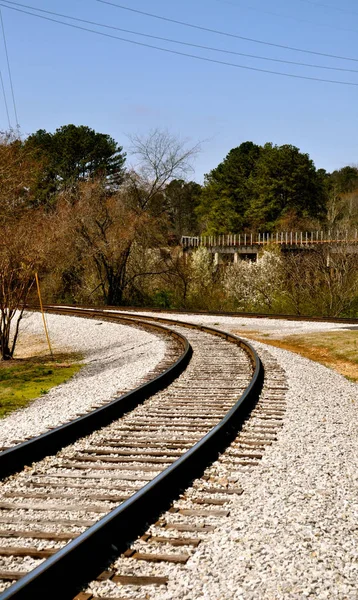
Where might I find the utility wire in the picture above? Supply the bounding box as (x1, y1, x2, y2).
(213, 0, 358, 35)
(297, 0, 358, 17)
(1, 2, 358, 86)
(0, 8, 19, 126)
(0, 66, 11, 128)
(96, 0, 358, 63)
(1, 0, 358, 73)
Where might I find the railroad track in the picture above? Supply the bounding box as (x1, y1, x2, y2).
(0, 308, 277, 599)
(0, 312, 189, 478)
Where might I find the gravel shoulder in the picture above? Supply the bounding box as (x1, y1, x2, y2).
(0, 312, 166, 447)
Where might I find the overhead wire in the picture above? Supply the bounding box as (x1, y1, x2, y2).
(0, 65, 11, 128)
(213, 0, 358, 35)
(296, 0, 358, 17)
(0, 8, 19, 126)
(96, 0, 358, 63)
(1, 1, 358, 86)
(1, 0, 358, 73)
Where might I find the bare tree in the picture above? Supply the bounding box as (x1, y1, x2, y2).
(0, 133, 49, 360)
(0, 211, 50, 360)
(282, 246, 358, 317)
(126, 129, 200, 212)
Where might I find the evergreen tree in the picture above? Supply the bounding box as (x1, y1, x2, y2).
(25, 124, 126, 205)
(197, 142, 261, 233)
(247, 143, 327, 229)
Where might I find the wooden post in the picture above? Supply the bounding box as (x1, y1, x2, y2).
(35, 272, 54, 359)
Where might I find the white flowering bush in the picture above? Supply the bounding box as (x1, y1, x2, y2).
(188, 247, 216, 301)
(224, 249, 284, 310)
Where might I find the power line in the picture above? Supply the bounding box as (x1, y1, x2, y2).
(1, 2, 358, 86)
(0, 66, 11, 128)
(0, 8, 19, 126)
(96, 0, 358, 63)
(297, 0, 358, 17)
(1, 0, 358, 73)
(213, 0, 358, 35)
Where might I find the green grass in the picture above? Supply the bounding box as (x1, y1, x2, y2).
(0, 354, 83, 418)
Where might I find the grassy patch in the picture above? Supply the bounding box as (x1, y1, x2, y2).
(235, 329, 358, 381)
(0, 353, 83, 419)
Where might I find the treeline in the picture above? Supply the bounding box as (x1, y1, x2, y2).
(4, 125, 358, 238)
(1, 124, 358, 358)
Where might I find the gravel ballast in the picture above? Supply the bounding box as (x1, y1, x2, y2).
(0, 312, 166, 447)
(2, 308, 357, 598)
(110, 311, 357, 600)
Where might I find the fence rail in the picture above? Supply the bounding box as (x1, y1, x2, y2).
(181, 231, 358, 248)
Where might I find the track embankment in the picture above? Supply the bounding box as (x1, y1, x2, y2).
(0, 310, 265, 600)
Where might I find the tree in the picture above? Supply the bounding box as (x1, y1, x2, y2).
(0, 213, 49, 359)
(0, 132, 51, 359)
(326, 166, 358, 230)
(164, 179, 202, 240)
(247, 144, 327, 230)
(283, 246, 358, 317)
(127, 129, 200, 214)
(60, 130, 200, 306)
(0, 131, 42, 217)
(197, 141, 328, 234)
(24, 124, 126, 204)
(197, 142, 261, 234)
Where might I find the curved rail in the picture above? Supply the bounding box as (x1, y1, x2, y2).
(99, 304, 358, 324)
(0, 313, 192, 480)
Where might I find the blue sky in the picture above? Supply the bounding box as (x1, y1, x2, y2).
(0, 0, 357, 181)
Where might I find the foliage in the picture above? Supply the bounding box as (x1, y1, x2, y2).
(223, 249, 284, 311)
(0, 131, 42, 217)
(127, 129, 200, 214)
(247, 144, 327, 229)
(281, 245, 358, 317)
(197, 142, 261, 234)
(325, 166, 358, 230)
(197, 141, 328, 233)
(24, 124, 126, 205)
(164, 179, 202, 240)
(0, 133, 55, 360)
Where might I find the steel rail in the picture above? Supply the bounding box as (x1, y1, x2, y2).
(0, 307, 263, 600)
(0, 312, 192, 480)
(100, 304, 358, 324)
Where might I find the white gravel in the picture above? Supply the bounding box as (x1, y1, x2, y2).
(112, 309, 355, 337)
(125, 313, 356, 600)
(3, 308, 357, 598)
(0, 312, 165, 446)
